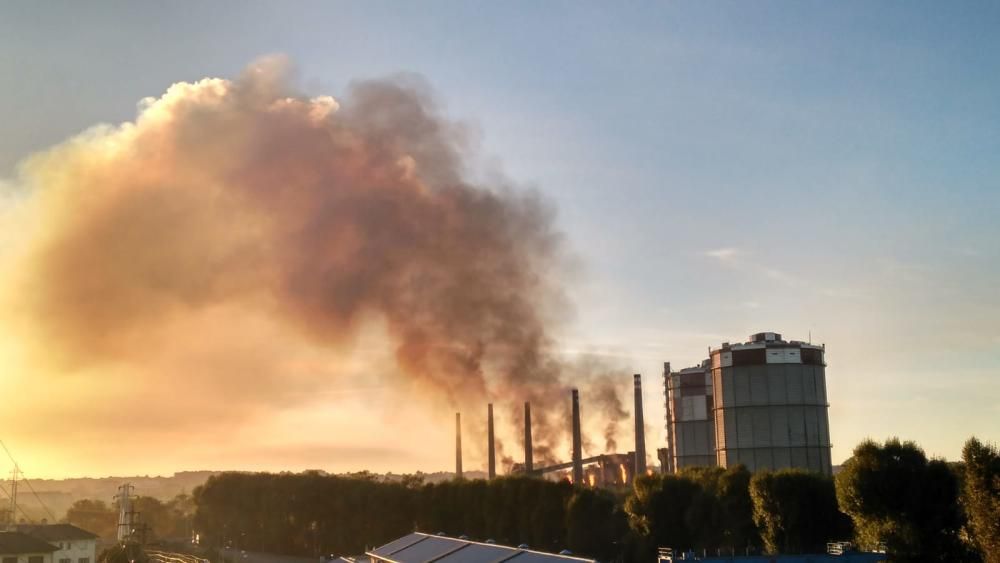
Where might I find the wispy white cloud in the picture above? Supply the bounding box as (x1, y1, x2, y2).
(704, 247, 740, 261)
(954, 247, 982, 258)
(818, 286, 868, 299)
(761, 266, 800, 287)
(702, 247, 801, 288)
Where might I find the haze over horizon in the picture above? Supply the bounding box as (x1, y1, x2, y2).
(1, 2, 998, 480)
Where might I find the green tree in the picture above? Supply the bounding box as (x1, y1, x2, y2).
(566, 488, 624, 561)
(624, 467, 760, 558)
(677, 466, 724, 549)
(625, 473, 702, 553)
(717, 465, 759, 550)
(65, 499, 118, 540)
(750, 469, 849, 554)
(164, 493, 196, 540)
(192, 472, 617, 559)
(962, 437, 1000, 562)
(835, 438, 970, 562)
(130, 496, 171, 542)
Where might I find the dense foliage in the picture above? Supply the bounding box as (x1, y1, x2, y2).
(835, 438, 973, 562)
(191, 472, 623, 559)
(749, 469, 851, 554)
(66, 495, 195, 542)
(962, 438, 1000, 563)
(624, 465, 759, 558)
(66, 499, 118, 540)
(62, 436, 998, 562)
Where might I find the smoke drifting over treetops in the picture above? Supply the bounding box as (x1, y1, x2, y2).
(0, 57, 628, 468)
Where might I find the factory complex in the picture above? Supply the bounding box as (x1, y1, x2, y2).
(455, 332, 834, 485)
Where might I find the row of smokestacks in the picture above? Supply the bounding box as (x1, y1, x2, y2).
(455, 374, 648, 482)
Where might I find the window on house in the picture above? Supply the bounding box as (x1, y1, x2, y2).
(78, 558, 90, 563)
(61, 558, 72, 563)
(29, 556, 45, 563)
(3, 556, 17, 563)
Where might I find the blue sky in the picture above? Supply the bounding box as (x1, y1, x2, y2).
(1, 1, 998, 475)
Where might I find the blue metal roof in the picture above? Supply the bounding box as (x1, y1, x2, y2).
(367, 532, 595, 563)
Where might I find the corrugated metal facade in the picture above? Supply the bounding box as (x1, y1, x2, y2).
(665, 362, 717, 470)
(712, 335, 832, 475)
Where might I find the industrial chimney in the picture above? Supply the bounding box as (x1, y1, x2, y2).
(662, 362, 675, 474)
(487, 403, 496, 479)
(524, 401, 533, 473)
(634, 374, 647, 476)
(455, 412, 463, 479)
(571, 389, 583, 484)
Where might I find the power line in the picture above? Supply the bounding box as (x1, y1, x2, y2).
(0, 440, 57, 522)
(0, 480, 37, 525)
(18, 475, 57, 522)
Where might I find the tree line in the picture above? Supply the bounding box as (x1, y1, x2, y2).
(64, 437, 999, 563)
(65, 494, 196, 543)
(189, 471, 627, 561)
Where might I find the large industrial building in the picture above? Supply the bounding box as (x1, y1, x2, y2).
(662, 360, 715, 471)
(662, 332, 833, 476)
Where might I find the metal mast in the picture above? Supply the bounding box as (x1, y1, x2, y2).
(115, 483, 135, 543)
(7, 468, 17, 530)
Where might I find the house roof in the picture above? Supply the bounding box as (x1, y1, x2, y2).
(16, 524, 99, 542)
(367, 533, 595, 563)
(0, 532, 59, 554)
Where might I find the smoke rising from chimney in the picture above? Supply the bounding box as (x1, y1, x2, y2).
(0, 57, 629, 466)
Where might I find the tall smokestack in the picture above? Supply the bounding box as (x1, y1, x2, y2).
(572, 389, 583, 485)
(634, 373, 647, 476)
(455, 412, 463, 479)
(524, 401, 533, 473)
(663, 362, 675, 474)
(487, 403, 496, 479)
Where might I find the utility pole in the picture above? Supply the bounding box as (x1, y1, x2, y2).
(8, 468, 18, 529)
(455, 413, 463, 479)
(134, 517, 149, 547)
(487, 404, 496, 480)
(115, 483, 135, 543)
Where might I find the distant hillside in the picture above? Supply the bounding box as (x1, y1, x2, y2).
(17, 470, 473, 521)
(18, 471, 218, 520)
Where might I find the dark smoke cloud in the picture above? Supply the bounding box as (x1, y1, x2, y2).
(591, 378, 630, 452)
(1, 56, 628, 467)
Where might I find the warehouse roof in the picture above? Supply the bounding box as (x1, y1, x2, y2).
(367, 532, 595, 563)
(0, 532, 58, 554)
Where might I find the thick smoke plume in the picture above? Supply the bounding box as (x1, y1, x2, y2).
(1, 57, 627, 467)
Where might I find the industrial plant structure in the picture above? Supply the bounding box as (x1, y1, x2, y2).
(663, 332, 833, 476)
(459, 374, 650, 488)
(453, 331, 831, 485)
(661, 360, 715, 472)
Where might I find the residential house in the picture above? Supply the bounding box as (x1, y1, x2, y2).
(0, 531, 58, 563)
(15, 526, 97, 563)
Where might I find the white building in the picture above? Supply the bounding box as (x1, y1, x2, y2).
(14, 526, 97, 563)
(0, 531, 57, 563)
